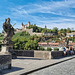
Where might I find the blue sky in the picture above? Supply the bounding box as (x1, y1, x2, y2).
(0, 0, 75, 32)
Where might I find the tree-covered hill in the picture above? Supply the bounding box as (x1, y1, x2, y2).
(12, 31, 38, 50)
(0, 24, 75, 50)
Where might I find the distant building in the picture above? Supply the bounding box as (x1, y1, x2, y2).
(38, 42, 75, 50)
(69, 43, 75, 49)
(15, 21, 56, 36)
(44, 32, 56, 36)
(38, 42, 61, 50)
(21, 21, 30, 30)
(66, 32, 75, 37)
(32, 32, 43, 36)
(38, 42, 59, 47)
(15, 21, 43, 36)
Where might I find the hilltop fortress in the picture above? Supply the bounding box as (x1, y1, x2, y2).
(21, 21, 30, 30)
(15, 21, 43, 36)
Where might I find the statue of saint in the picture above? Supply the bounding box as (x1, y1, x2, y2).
(3, 18, 15, 44)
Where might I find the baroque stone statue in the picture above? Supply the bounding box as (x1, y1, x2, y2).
(3, 18, 15, 44)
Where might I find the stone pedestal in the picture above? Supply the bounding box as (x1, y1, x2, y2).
(1, 45, 10, 53)
(0, 44, 12, 72)
(0, 54, 11, 71)
(1, 44, 17, 59)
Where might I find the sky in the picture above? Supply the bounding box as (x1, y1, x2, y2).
(0, 0, 75, 33)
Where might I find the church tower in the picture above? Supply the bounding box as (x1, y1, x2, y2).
(21, 22, 24, 29)
(28, 21, 30, 27)
(45, 25, 47, 28)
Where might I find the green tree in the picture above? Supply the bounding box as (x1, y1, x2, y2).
(39, 47, 45, 51)
(54, 47, 59, 51)
(52, 27, 58, 34)
(24, 40, 38, 50)
(67, 28, 71, 33)
(47, 47, 52, 51)
(20, 31, 30, 36)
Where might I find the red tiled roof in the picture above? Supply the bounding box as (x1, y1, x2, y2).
(48, 43, 59, 45)
(38, 42, 47, 45)
(38, 42, 59, 45)
(69, 43, 75, 45)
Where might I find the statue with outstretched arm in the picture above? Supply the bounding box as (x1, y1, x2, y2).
(3, 18, 15, 44)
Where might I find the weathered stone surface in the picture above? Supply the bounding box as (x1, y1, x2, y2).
(14, 50, 34, 57)
(14, 50, 75, 59)
(3, 18, 14, 44)
(51, 51, 64, 59)
(0, 54, 11, 71)
(14, 50, 51, 59)
(34, 51, 51, 59)
(2, 56, 75, 75)
(0, 18, 14, 72)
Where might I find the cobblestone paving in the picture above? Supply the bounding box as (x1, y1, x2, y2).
(29, 58, 75, 75)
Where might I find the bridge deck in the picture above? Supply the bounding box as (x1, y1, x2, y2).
(2, 55, 75, 75)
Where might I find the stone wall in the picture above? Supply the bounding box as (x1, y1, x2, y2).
(14, 50, 64, 59)
(14, 50, 75, 59)
(51, 51, 63, 59)
(0, 54, 11, 71)
(32, 33, 43, 36)
(14, 50, 51, 59)
(34, 51, 51, 59)
(14, 50, 34, 57)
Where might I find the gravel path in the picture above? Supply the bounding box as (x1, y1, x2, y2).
(29, 58, 75, 75)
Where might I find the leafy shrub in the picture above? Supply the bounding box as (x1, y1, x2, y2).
(39, 47, 45, 51)
(47, 47, 52, 51)
(20, 31, 30, 36)
(54, 47, 59, 51)
(24, 40, 38, 50)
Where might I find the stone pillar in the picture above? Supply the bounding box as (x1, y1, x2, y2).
(1, 44, 17, 59)
(0, 44, 12, 71)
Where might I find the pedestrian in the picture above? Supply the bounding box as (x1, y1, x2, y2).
(65, 46, 69, 55)
(70, 47, 74, 55)
(63, 47, 66, 56)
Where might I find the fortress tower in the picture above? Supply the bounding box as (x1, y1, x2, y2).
(21, 22, 25, 29)
(21, 21, 30, 30)
(28, 21, 30, 27)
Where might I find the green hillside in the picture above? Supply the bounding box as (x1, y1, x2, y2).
(12, 31, 38, 50)
(12, 31, 30, 40)
(0, 31, 30, 42)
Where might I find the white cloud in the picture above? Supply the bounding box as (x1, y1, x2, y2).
(10, 0, 75, 18)
(0, 0, 75, 33)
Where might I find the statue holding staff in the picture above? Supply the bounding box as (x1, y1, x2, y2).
(3, 18, 15, 44)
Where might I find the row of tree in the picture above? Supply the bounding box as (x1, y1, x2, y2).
(28, 24, 72, 34)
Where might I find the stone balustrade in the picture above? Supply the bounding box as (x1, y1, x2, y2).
(14, 50, 75, 59)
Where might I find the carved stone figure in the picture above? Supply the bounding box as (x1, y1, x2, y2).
(3, 18, 15, 44)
